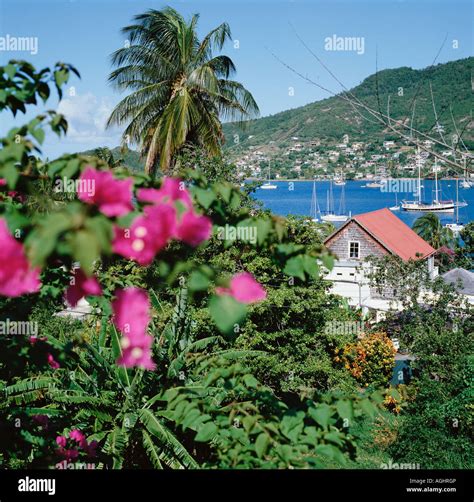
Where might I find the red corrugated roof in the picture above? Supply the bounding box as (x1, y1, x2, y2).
(352, 208, 436, 261)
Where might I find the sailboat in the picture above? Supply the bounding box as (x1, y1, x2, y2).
(445, 179, 465, 236)
(321, 181, 350, 222)
(310, 181, 321, 222)
(389, 192, 400, 211)
(260, 165, 277, 190)
(401, 156, 454, 213)
(334, 170, 346, 186)
(366, 166, 385, 188)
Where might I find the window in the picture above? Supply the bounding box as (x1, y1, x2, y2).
(348, 241, 360, 259)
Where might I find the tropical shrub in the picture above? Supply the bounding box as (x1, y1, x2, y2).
(336, 332, 396, 388)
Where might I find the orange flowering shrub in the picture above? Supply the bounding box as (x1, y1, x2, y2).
(335, 332, 396, 388)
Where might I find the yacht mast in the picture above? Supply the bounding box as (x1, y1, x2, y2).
(417, 147, 422, 204)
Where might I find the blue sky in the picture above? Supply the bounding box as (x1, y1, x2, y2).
(0, 0, 472, 158)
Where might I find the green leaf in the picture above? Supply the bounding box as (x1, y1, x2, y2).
(280, 411, 305, 442)
(188, 270, 210, 292)
(359, 398, 377, 418)
(54, 69, 69, 88)
(195, 422, 218, 442)
(0, 162, 20, 188)
(193, 187, 215, 209)
(30, 127, 45, 145)
(69, 229, 100, 275)
(309, 404, 332, 429)
(321, 253, 335, 270)
(255, 218, 272, 245)
(302, 254, 319, 278)
(209, 295, 247, 334)
(336, 400, 354, 421)
(26, 212, 73, 266)
(4, 63, 16, 79)
(216, 182, 232, 203)
(255, 432, 270, 458)
(283, 255, 306, 280)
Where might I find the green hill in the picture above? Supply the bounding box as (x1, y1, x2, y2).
(223, 57, 473, 151)
(78, 146, 144, 172)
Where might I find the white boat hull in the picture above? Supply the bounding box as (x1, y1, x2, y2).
(366, 183, 384, 188)
(260, 184, 277, 190)
(321, 214, 349, 222)
(401, 201, 455, 213)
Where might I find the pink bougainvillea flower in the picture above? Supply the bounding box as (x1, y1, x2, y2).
(64, 268, 102, 307)
(112, 287, 156, 370)
(77, 166, 134, 217)
(69, 429, 86, 444)
(112, 287, 151, 340)
(69, 429, 90, 450)
(137, 177, 192, 210)
(33, 415, 49, 428)
(216, 272, 267, 304)
(175, 210, 212, 247)
(0, 218, 41, 297)
(112, 203, 176, 265)
(56, 435, 67, 448)
(118, 336, 156, 370)
(47, 353, 60, 369)
(0, 179, 6, 186)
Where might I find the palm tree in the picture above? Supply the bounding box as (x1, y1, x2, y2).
(107, 7, 259, 176)
(93, 147, 122, 169)
(412, 213, 454, 249)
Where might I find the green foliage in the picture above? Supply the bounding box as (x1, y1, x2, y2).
(412, 213, 455, 249)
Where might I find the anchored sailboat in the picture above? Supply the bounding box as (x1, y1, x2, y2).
(401, 156, 454, 213)
(260, 163, 277, 190)
(334, 169, 346, 186)
(321, 181, 350, 222)
(445, 178, 465, 236)
(310, 181, 320, 222)
(389, 192, 400, 211)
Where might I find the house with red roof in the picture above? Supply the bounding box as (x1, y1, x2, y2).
(323, 208, 437, 314)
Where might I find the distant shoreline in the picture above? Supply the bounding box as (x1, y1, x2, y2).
(245, 177, 466, 182)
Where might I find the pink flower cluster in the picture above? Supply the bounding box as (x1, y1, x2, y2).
(113, 177, 212, 265)
(0, 218, 41, 297)
(112, 287, 155, 370)
(216, 272, 267, 304)
(78, 167, 134, 217)
(56, 429, 97, 461)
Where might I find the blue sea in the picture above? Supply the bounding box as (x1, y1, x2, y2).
(251, 180, 474, 228)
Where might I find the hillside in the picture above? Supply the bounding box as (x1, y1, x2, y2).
(222, 57, 474, 152)
(78, 146, 144, 172)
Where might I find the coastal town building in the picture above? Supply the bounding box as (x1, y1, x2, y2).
(323, 208, 437, 319)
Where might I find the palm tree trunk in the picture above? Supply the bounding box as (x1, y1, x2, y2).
(144, 138, 159, 178)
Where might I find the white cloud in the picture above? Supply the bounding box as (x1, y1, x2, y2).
(56, 92, 121, 146)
